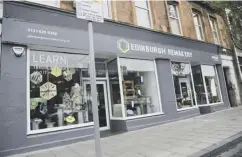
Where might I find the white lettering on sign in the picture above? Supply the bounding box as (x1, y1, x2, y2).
(76, 0, 104, 23)
(127, 42, 192, 58)
(32, 54, 68, 65)
(27, 28, 58, 36)
(212, 55, 219, 61)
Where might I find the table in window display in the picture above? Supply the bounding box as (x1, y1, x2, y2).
(29, 51, 91, 131)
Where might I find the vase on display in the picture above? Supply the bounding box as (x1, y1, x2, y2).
(57, 108, 64, 126)
(32, 118, 42, 130)
(78, 110, 84, 124)
(136, 106, 141, 115)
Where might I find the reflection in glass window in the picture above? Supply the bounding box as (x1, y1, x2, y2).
(192, 65, 221, 105)
(192, 12, 204, 40)
(29, 51, 92, 131)
(171, 62, 196, 109)
(119, 58, 160, 117)
(192, 65, 207, 105)
(168, 4, 181, 35)
(107, 59, 122, 117)
(201, 65, 221, 103)
(135, 0, 151, 28)
(209, 17, 220, 44)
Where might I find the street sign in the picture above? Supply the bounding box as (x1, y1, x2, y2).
(76, 0, 104, 23)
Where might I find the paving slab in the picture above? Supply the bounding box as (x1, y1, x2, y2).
(9, 106, 242, 157)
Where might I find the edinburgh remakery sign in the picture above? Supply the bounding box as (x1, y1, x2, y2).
(117, 39, 193, 58)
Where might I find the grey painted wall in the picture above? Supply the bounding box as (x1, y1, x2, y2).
(0, 44, 95, 156)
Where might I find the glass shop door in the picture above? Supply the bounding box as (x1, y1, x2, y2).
(83, 81, 110, 130)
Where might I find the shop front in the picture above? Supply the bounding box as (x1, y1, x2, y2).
(0, 1, 230, 156)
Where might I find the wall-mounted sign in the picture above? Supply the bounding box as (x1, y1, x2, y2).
(76, 0, 104, 23)
(40, 82, 57, 100)
(117, 39, 193, 58)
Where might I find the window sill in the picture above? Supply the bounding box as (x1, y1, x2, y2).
(197, 102, 223, 107)
(177, 106, 198, 111)
(125, 112, 164, 120)
(27, 122, 94, 135)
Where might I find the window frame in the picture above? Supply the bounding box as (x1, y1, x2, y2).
(194, 65, 223, 106)
(116, 58, 163, 120)
(170, 61, 198, 111)
(26, 49, 94, 135)
(192, 11, 205, 41)
(25, 0, 60, 8)
(134, 0, 153, 29)
(209, 16, 220, 45)
(167, 2, 183, 36)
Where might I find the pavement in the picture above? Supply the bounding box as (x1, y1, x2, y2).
(9, 106, 242, 157)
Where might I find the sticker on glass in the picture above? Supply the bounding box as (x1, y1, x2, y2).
(51, 66, 62, 77)
(40, 82, 57, 100)
(30, 71, 43, 85)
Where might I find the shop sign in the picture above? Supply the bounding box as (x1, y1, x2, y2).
(212, 55, 219, 61)
(76, 0, 104, 23)
(117, 39, 193, 58)
(40, 82, 57, 100)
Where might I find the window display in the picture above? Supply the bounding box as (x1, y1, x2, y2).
(202, 65, 221, 103)
(107, 59, 122, 117)
(119, 58, 161, 117)
(29, 51, 92, 132)
(192, 65, 221, 105)
(171, 62, 196, 109)
(192, 65, 207, 105)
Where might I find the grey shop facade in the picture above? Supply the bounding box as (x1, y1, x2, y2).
(0, 2, 230, 156)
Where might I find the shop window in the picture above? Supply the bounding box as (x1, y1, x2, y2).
(28, 51, 92, 133)
(202, 65, 221, 103)
(192, 65, 221, 105)
(171, 62, 196, 110)
(192, 11, 204, 41)
(168, 3, 182, 35)
(209, 16, 220, 44)
(107, 59, 122, 117)
(238, 57, 242, 74)
(82, 61, 106, 78)
(119, 58, 161, 117)
(134, 0, 151, 28)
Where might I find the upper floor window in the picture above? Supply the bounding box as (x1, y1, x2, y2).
(192, 11, 204, 40)
(134, 0, 151, 28)
(209, 17, 220, 44)
(25, 0, 60, 8)
(102, 0, 112, 19)
(168, 3, 181, 35)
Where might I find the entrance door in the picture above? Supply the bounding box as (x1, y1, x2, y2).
(84, 81, 110, 130)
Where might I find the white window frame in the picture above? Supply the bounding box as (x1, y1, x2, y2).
(196, 65, 223, 106)
(26, 49, 94, 135)
(134, 0, 153, 29)
(167, 3, 183, 36)
(209, 16, 220, 45)
(102, 0, 112, 19)
(25, 0, 60, 8)
(192, 11, 205, 41)
(170, 61, 198, 111)
(117, 58, 163, 120)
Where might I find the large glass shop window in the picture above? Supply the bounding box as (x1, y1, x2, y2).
(171, 62, 196, 109)
(107, 59, 122, 117)
(119, 58, 160, 117)
(201, 65, 221, 103)
(192, 65, 221, 105)
(29, 51, 92, 131)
